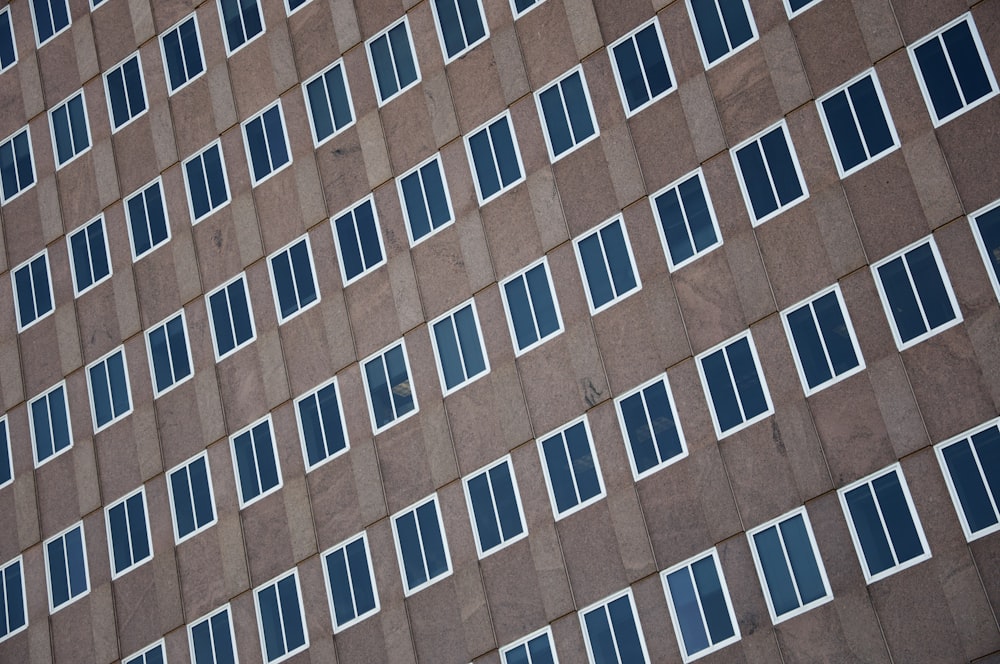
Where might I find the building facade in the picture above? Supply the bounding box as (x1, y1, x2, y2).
(1, 0, 1000, 662)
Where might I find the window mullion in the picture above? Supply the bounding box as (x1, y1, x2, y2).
(809, 302, 837, 379)
(561, 434, 582, 505)
(690, 566, 713, 646)
(596, 230, 616, 298)
(557, 84, 574, 144)
(487, 124, 503, 186)
(937, 35, 967, 106)
(843, 86, 872, 160)
(640, 391, 660, 465)
(969, 442, 1000, 521)
(775, 526, 805, 607)
(759, 141, 783, 213)
(521, 275, 543, 341)
(723, 347, 748, 422)
(717, 0, 734, 51)
(252, 433, 265, 497)
(901, 255, 933, 333)
(675, 184, 699, 255)
(603, 605, 624, 662)
(419, 170, 434, 230)
(868, 483, 900, 567)
(342, 549, 358, 615)
(414, 512, 430, 582)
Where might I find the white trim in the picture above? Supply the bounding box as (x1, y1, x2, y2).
(0, 126, 37, 205)
(578, 587, 651, 664)
(969, 198, 1000, 304)
(0, 6, 19, 74)
(166, 450, 218, 544)
(365, 15, 422, 107)
(43, 521, 90, 614)
(241, 99, 293, 186)
(390, 493, 454, 597)
(934, 417, 1000, 542)
(0, 555, 28, 643)
(182, 139, 231, 225)
(48, 89, 92, 170)
(396, 152, 455, 247)
(662, 548, 741, 662)
(607, 17, 676, 117)
(103, 51, 149, 133)
(229, 413, 284, 509)
(695, 329, 774, 440)
(205, 272, 257, 362)
(121, 639, 166, 664)
(462, 455, 528, 559)
(266, 233, 322, 324)
(217, 0, 266, 57)
(0, 416, 12, 490)
(160, 12, 206, 96)
(508, 0, 545, 19)
(781, 0, 823, 19)
(499, 625, 559, 664)
(360, 338, 420, 436)
(686, 0, 758, 70)
(535, 415, 606, 521)
(85, 344, 133, 433)
(29, 0, 71, 48)
(28, 381, 74, 468)
(330, 194, 387, 287)
(124, 176, 172, 262)
(301, 58, 356, 148)
(572, 215, 643, 315)
(11, 247, 55, 332)
(729, 119, 809, 226)
(285, 0, 313, 16)
(253, 568, 310, 664)
(321, 531, 381, 633)
(428, 298, 491, 397)
(534, 65, 600, 163)
(614, 373, 688, 482)
(294, 375, 351, 473)
(463, 109, 526, 206)
(429, 0, 490, 65)
(67, 214, 113, 297)
(187, 604, 238, 664)
(498, 256, 565, 357)
(144, 308, 195, 398)
(104, 485, 154, 580)
(649, 167, 723, 272)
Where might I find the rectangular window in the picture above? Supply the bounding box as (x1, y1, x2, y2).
(0, 417, 11, 489)
(44, 522, 90, 612)
(970, 200, 1000, 303)
(243, 101, 291, 185)
(29, 382, 72, 467)
(104, 52, 148, 132)
(145, 310, 194, 397)
(331, 196, 386, 286)
(817, 70, 899, 178)
(747, 507, 832, 624)
(0, 7, 17, 73)
(871, 236, 961, 350)
(366, 16, 421, 106)
(536, 67, 599, 162)
(609, 19, 675, 116)
(696, 330, 773, 440)
(125, 178, 171, 260)
(465, 111, 524, 204)
(935, 418, 1000, 542)
(30, 0, 70, 46)
(687, 0, 757, 68)
(254, 570, 309, 663)
(573, 216, 641, 314)
(731, 120, 807, 225)
(123, 640, 165, 664)
(391, 494, 452, 596)
(188, 605, 238, 664)
(206, 273, 256, 361)
(0, 127, 36, 204)
(295, 377, 349, 471)
(230, 415, 282, 508)
(662, 548, 740, 662)
(105, 487, 153, 579)
(579, 589, 650, 664)
(49, 90, 91, 168)
(322, 532, 380, 632)
(783, 0, 822, 18)
(650, 168, 722, 271)
(268, 235, 320, 323)
(302, 59, 355, 146)
(781, 284, 865, 395)
(430, 0, 489, 63)
(430, 299, 490, 395)
(500, 627, 558, 664)
(464, 456, 527, 558)
(160, 13, 205, 94)
(615, 374, 687, 481)
(0, 556, 26, 642)
(909, 13, 998, 127)
(67, 215, 112, 296)
(11, 249, 54, 331)
(537, 416, 605, 520)
(838, 464, 931, 583)
(183, 140, 230, 223)
(500, 258, 564, 356)
(362, 339, 418, 434)
(167, 452, 218, 543)
(86, 346, 132, 432)
(509, 0, 544, 18)
(217, 0, 264, 55)
(397, 153, 454, 245)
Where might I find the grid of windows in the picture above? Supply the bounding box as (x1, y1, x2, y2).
(579, 589, 649, 664)
(430, 0, 489, 62)
(332, 196, 385, 286)
(430, 299, 489, 395)
(397, 154, 454, 245)
(608, 19, 675, 116)
(167, 452, 217, 543)
(105, 487, 153, 578)
(573, 216, 641, 314)
(536, 67, 598, 162)
(254, 570, 309, 663)
(463, 456, 527, 558)
(104, 52, 148, 131)
(230, 416, 282, 508)
(295, 378, 349, 470)
(731, 120, 807, 225)
(817, 70, 898, 178)
(29, 382, 72, 467)
(303, 60, 354, 146)
(218, 0, 264, 55)
(696, 331, 773, 440)
(49, 90, 91, 168)
(243, 101, 291, 185)
(189, 605, 237, 664)
(465, 111, 524, 204)
(44, 522, 89, 612)
(86, 346, 132, 432)
(0, 127, 36, 204)
(663, 549, 740, 662)
(322, 533, 380, 632)
(67, 216, 112, 296)
(970, 200, 1000, 303)
(161, 14, 205, 94)
(268, 235, 320, 323)
(0, 557, 26, 643)
(362, 340, 418, 434)
(650, 168, 722, 271)
(122, 641, 165, 664)
(0, 417, 11, 489)
(615, 374, 687, 481)
(125, 178, 171, 260)
(206, 274, 256, 360)
(501, 628, 558, 664)
(537, 417, 605, 520)
(12, 249, 54, 331)
(500, 258, 564, 355)
(391, 494, 452, 596)
(30, 0, 71, 46)
(145, 311, 194, 397)
(687, 0, 757, 68)
(367, 17, 420, 105)
(935, 419, 1000, 542)
(0, 7, 16, 73)
(183, 140, 230, 223)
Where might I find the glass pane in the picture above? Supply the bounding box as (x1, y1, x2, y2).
(167, 317, 191, 382)
(614, 40, 648, 110)
(780, 515, 827, 605)
(491, 118, 521, 188)
(435, 0, 464, 57)
(872, 471, 924, 563)
(719, 0, 754, 51)
(943, 21, 993, 107)
(202, 145, 228, 210)
(264, 107, 289, 170)
(972, 427, 1000, 523)
(845, 484, 895, 576)
(417, 501, 448, 579)
(190, 620, 214, 664)
(169, 468, 195, 536)
(68, 96, 90, 153)
(906, 243, 955, 331)
(110, 501, 134, 572)
(579, 232, 613, 309)
(691, 0, 729, 63)
(491, 463, 523, 541)
(469, 129, 500, 198)
(666, 568, 710, 655)
(504, 277, 536, 349)
(347, 538, 377, 615)
(878, 256, 927, 343)
(621, 392, 658, 474)
(455, 304, 486, 378)
(355, 201, 383, 270)
(385, 345, 415, 418)
(787, 304, 832, 389)
(728, 337, 768, 420)
(126, 495, 150, 563)
(702, 349, 742, 432)
(974, 208, 1000, 284)
(278, 576, 306, 651)
(258, 585, 284, 661)
(566, 422, 601, 502)
(525, 264, 559, 339)
(47, 538, 69, 606)
(388, 23, 418, 89)
(190, 457, 214, 527)
(850, 76, 894, 158)
(49, 387, 70, 454)
(307, 77, 334, 141)
(90, 361, 112, 426)
(271, 253, 298, 319)
(754, 526, 800, 616)
(469, 472, 501, 551)
(124, 57, 146, 117)
(233, 432, 261, 501)
(541, 434, 577, 513)
(228, 280, 253, 345)
(583, 608, 618, 664)
(645, 381, 683, 461)
(813, 291, 858, 377)
(736, 142, 777, 219)
(253, 424, 280, 493)
(401, 171, 431, 240)
(365, 357, 393, 428)
(318, 384, 346, 455)
(108, 69, 130, 127)
(370, 35, 396, 100)
(760, 126, 802, 207)
(539, 86, 572, 156)
(421, 160, 451, 228)
(326, 548, 356, 625)
(608, 595, 645, 663)
(914, 38, 963, 120)
(336, 212, 364, 280)
(602, 222, 637, 297)
(245, 118, 270, 182)
(562, 72, 595, 145)
(209, 290, 236, 355)
(289, 240, 317, 307)
(65, 527, 87, 597)
(656, 188, 694, 265)
(692, 556, 734, 644)
(822, 91, 866, 172)
(637, 25, 672, 98)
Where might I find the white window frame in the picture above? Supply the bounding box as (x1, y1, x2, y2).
(614, 373, 688, 482)
(429, 298, 491, 396)
(969, 198, 1000, 303)
(285, 0, 313, 16)
(182, 139, 231, 224)
(429, 0, 490, 64)
(509, 0, 545, 19)
(498, 256, 565, 357)
(390, 493, 454, 597)
(104, 485, 154, 580)
(48, 89, 92, 169)
(44, 521, 90, 614)
(330, 195, 387, 287)
(166, 451, 218, 544)
(122, 639, 166, 664)
(662, 548, 741, 663)
(578, 587, 651, 664)
(321, 531, 381, 633)
(11, 248, 55, 332)
(934, 417, 1000, 542)
(464, 109, 526, 205)
(730, 119, 808, 226)
(0, 6, 19, 74)
(650, 168, 723, 272)
(66, 215, 113, 297)
(782, 0, 823, 19)
(229, 414, 284, 509)
(365, 15, 422, 107)
(187, 604, 238, 664)
(267, 234, 322, 324)
(695, 329, 774, 440)
(536, 415, 607, 521)
(396, 152, 455, 246)
(572, 215, 643, 315)
(686, 0, 758, 69)
(0, 126, 36, 205)
(216, 0, 265, 56)
(144, 309, 195, 398)
(0, 416, 12, 491)
(301, 58, 356, 148)
(0, 556, 26, 643)
(500, 626, 559, 664)
(86, 345, 133, 433)
(253, 569, 310, 664)
(294, 376, 350, 472)
(534, 65, 600, 163)
(462, 455, 528, 559)
(816, 69, 900, 178)
(103, 51, 149, 133)
(241, 100, 293, 186)
(205, 272, 257, 362)
(607, 17, 676, 117)
(29, 381, 73, 468)
(159, 12, 206, 96)
(125, 177, 172, 261)
(29, 0, 71, 48)
(360, 338, 420, 435)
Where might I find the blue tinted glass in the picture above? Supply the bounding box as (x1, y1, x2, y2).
(180, 17, 203, 80)
(702, 348, 742, 432)
(347, 538, 376, 615)
(319, 384, 346, 455)
(760, 126, 802, 207)
(49, 0, 70, 40)
(69, 228, 91, 290)
(504, 277, 536, 349)
(680, 175, 716, 254)
(583, 607, 618, 664)
(514, 0, 536, 11)
(645, 381, 683, 462)
(974, 208, 1000, 285)
(263, 106, 289, 171)
(973, 427, 1000, 521)
(109, 502, 132, 572)
(850, 76, 894, 158)
(65, 526, 87, 597)
(370, 35, 396, 100)
(355, 201, 383, 270)
(191, 619, 214, 664)
(327, 66, 352, 130)
(127, 193, 151, 255)
(13, 131, 34, 193)
(735, 142, 777, 219)
(401, 171, 431, 240)
(621, 392, 659, 474)
(365, 356, 393, 428)
(845, 483, 895, 576)
(690, 0, 729, 63)
(0, 421, 11, 485)
(562, 72, 595, 145)
(326, 548, 355, 625)
(637, 24, 671, 97)
(878, 256, 926, 343)
(422, 160, 451, 229)
(185, 156, 209, 218)
(906, 243, 955, 331)
(388, 23, 417, 90)
(914, 38, 962, 121)
(468, 472, 501, 551)
(49, 386, 70, 454)
(787, 304, 832, 389)
(299, 396, 323, 465)
(126, 494, 150, 563)
(458, 0, 485, 46)
(578, 233, 614, 309)
(241, 0, 263, 39)
(228, 280, 253, 346)
(505, 644, 530, 664)
(728, 337, 768, 420)
(396, 511, 426, 588)
(613, 39, 647, 110)
(148, 326, 172, 393)
(124, 57, 146, 117)
(271, 253, 297, 319)
(47, 537, 69, 606)
(566, 422, 601, 502)
(211, 610, 235, 664)
(3, 561, 25, 635)
(170, 467, 196, 537)
(780, 514, 826, 604)
(31, 394, 53, 461)
(336, 211, 365, 280)
(245, 118, 270, 182)
(417, 500, 448, 580)
(813, 291, 858, 376)
(692, 556, 734, 644)
(202, 145, 228, 210)
(491, 118, 521, 188)
(190, 457, 214, 527)
(289, 239, 317, 307)
(220, 0, 247, 50)
(527, 634, 555, 664)
(87, 221, 109, 284)
(666, 567, 710, 655)
(68, 95, 89, 153)
(469, 128, 500, 199)
(433, 318, 464, 390)
(278, 576, 306, 652)
(0, 139, 18, 200)
(107, 68, 130, 127)
(90, 361, 113, 427)
(0, 11, 15, 69)
(435, 0, 464, 57)
(541, 433, 577, 513)
(754, 526, 799, 615)
(254, 423, 280, 494)
(608, 595, 645, 662)
(872, 471, 924, 563)
(822, 90, 866, 172)
(162, 30, 185, 90)
(52, 105, 73, 163)
(525, 264, 560, 339)
(166, 316, 191, 382)
(719, 0, 753, 50)
(209, 289, 236, 356)
(539, 85, 572, 156)
(943, 21, 993, 108)
(602, 221, 636, 296)
(491, 462, 523, 541)
(107, 350, 130, 419)
(14, 265, 36, 326)
(233, 431, 261, 501)
(385, 345, 415, 418)
(306, 77, 334, 141)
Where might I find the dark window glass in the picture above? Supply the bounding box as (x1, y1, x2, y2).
(400, 156, 453, 242)
(875, 240, 957, 346)
(162, 15, 205, 92)
(219, 0, 263, 53)
(734, 123, 804, 222)
(612, 22, 673, 112)
(169, 454, 216, 541)
(466, 459, 524, 554)
(394, 498, 450, 592)
(147, 313, 192, 395)
(364, 342, 416, 431)
(305, 62, 353, 143)
(433, 0, 487, 59)
(31, 0, 70, 44)
(701, 335, 770, 436)
(619, 378, 684, 476)
(334, 199, 384, 283)
(690, 0, 754, 65)
(30, 384, 71, 464)
(913, 17, 996, 124)
(369, 20, 419, 103)
(785, 289, 861, 392)
(297, 381, 348, 468)
(502, 261, 561, 352)
(88, 348, 131, 429)
(232, 419, 280, 505)
(106, 54, 147, 129)
(538, 70, 596, 159)
(208, 276, 254, 358)
(270, 237, 319, 321)
(324, 535, 378, 629)
(540, 420, 602, 515)
(257, 574, 306, 662)
(68, 217, 110, 294)
(0, 9, 16, 70)
(126, 180, 170, 258)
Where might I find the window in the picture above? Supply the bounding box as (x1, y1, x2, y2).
(361, 340, 418, 434)
(909, 14, 998, 127)
(29, 382, 72, 467)
(0, 417, 11, 489)
(573, 216, 641, 314)
(781, 284, 865, 395)
(286, 0, 311, 14)
(537, 416, 605, 520)
(970, 200, 1000, 303)
(783, 0, 822, 18)
(188, 605, 238, 664)
(397, 153, 454, 245)
(391, 494, 452, 596)
(500, 627, 558, 664)
(67, 215, 112, 296)
(125, 178, 171, 260)
(183, 140, 230, 223)
(0, 127, 36, 204)
(509, 0, 544, 18)
(0, 7, 17, 73)
(145, 310, 194, 397)
(817, 70, 898, 177)
(44, 522, 89, 612)
(104, 52, 148, 131)
(30, 0, 70, 46)
(123, 641, 165, 664)
(609, 19, 675, 116)
(206, 273, 256, 361)
(696, 330, 773, 440)
(105, 487, 153, 579)
(217, 0, 264, 55)
(650, 169, 722, 271)
(747, 507, 832, 624)
(615, 374, 687, 481)
(687, 0, 757, 68)
(499, 258, 564, 355)
(243, 101, 291, 185)
(465, 111, 525, 204)
(535, 67, 599, 162)
(86, 346, 132, 432)
(731, 120, 807, 225)
(295, 377, 349, 471)
(662, 548, 740, 662)
(871, 236, 961, 350)
(935, 418, 1000, 542)
(366, 16, 421, 105)
(49, 90, 91, 168)
(331, 196, 385, 285)
(268, 235, 320, 323)
(838, 464, 931, 583)
(230, 415, 282, 508)
(579, 589, 650, 664)
(11, 249, 53, 331)
(322, 533, 380, 632)
(430, 0, 489, 63)
(302, 59, 355, 146)
(430, 299, 489, 395)
(254, 570, 309, 663)
(0, 556, 26, 643)
(463, 456, 527, 558)
(167, 452, 217, 543)
(160, 13, 205, 94)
